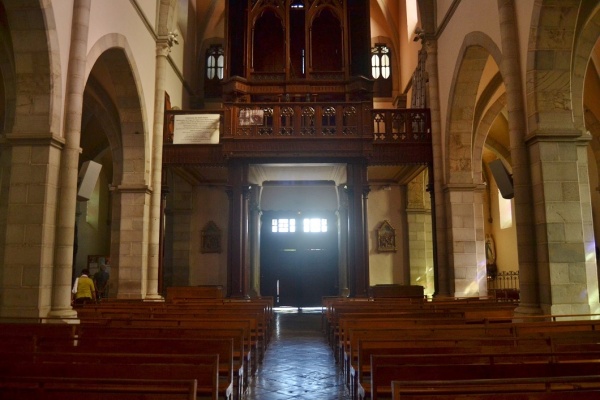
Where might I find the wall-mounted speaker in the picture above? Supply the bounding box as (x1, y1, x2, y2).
(488, 159, 514, 199)
(77, 160, 102, 201)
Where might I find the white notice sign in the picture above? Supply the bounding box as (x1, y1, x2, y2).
(173, 114, 220, 144)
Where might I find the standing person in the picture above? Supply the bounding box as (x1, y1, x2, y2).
(72, 269, 96, 305)
(93, 264, 110, 300)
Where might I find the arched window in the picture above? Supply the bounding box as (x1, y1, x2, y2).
(371, 43, 392, 97)
(204, 45, 224, 98)
(206, 45, 224, 80)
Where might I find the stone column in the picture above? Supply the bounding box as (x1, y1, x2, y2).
(346, 162, 369, 297)
(112, 184, 151, 299)
(406, 171, 434, 297)
(146, 39, 174, 301)
(49, 0, 91, 318)
(423, 39, 450, 297)
(164, 173, 193, 287)
(497, 0, 540, 315)
(445, 184, 487, 297)
(529, 138, 598, 315)
(227, 160, 249, 298)
(337, 185, 349, 296)
(248, 185, 262, 297)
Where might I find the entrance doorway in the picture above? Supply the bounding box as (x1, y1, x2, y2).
(260, 211, 338, 307)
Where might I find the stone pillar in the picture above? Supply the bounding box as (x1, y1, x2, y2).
(112, 184, 151, 299)
(337, 185, 349, 296)
(529, 138, 598, 315)
(347, 162, 369, 297)
(406, 171, 434, 297)
(164, 173, 192, 287)
(497, 0, 540, 315)
(50, 0, 91, 319)
(423, 39, 450, 297)
(146, 39, 174, 301)
(445, 184, 487, 297)
(1, 139, 64, 318)
(227, 160, 249, 298)
(248, 185, 262, 297)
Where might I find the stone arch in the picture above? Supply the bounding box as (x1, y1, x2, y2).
(1, 0, 62, 137)
(571, 4, 600, 132)
(85, 34, 148, 187)
(473, 93, 510, 184)
(445, 32, 503, 185)
(526, 0, 583, 134)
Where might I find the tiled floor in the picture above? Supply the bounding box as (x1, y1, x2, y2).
(245, 308, 350, 400)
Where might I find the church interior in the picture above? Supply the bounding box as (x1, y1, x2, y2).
(0, 0, 600, 398)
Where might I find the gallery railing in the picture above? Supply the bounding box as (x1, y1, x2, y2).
(163, 105, 432, 145)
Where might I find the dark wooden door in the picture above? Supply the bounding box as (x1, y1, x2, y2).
(260, 212, 338, 307)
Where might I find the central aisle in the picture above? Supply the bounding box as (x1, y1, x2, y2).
(245, 308, 350, 400)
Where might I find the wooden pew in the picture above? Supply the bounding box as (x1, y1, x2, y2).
(391, 376, 600, 400)
(363, 361, 600, 400)
(0, 360, 219, 400)
(351, 332, 600, 400)
(77, 325, 249, 399)
(0, 376, 199, 400)
(368, 352, 600, 400)
(40, 336, 235, 400)
(76, 301, 271, 361)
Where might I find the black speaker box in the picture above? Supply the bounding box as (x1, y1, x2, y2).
(488, 159, 514, 199)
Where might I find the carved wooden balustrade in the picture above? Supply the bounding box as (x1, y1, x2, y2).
(162, 105, 432, 164)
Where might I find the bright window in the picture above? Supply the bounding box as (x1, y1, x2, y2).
(371, 44, 390, 80)
(272, 218, 296, 233)
(498, 189, 513, 229)
(303, 218, 327, 233)
(371, 43, 392, 97)
(206, 45, 224, 80)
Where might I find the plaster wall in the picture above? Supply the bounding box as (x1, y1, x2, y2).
(75, 169, 111, 274)
(368, 186, 406, 285)
(488, 179, 519, 273)
(189, 186, 228, 287)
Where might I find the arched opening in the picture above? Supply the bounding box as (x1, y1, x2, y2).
(252, 9, 285, 73)
(310, 7, 342, 72)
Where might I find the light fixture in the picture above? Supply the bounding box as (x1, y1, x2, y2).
(290, 0, 304, 9)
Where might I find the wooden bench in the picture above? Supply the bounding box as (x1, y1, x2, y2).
(0, 360, 220, 400)
(19, 335, 235, 400)
(349, 331, 600, 399)
(391, 375, 600, 400)
(0, 376, 199, 400)
(79, 325, 249, 399)
(358, 361, 600, 400)
(362, 352, 600, 400)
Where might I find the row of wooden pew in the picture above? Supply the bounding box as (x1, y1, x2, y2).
(0, 292, 273, 400)
(322, 295, 600, 400)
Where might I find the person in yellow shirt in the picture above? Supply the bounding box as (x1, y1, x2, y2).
(72, 268, 96, 305)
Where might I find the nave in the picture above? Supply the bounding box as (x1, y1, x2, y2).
(246, 308, 350, 400)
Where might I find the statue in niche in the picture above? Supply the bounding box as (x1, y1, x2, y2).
(485, 234, 497, 279)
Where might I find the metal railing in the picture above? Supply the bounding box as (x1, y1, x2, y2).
(487, 271, 519, 302)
